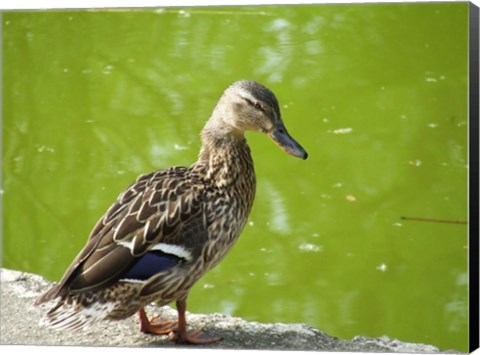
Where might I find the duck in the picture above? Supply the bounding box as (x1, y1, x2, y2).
(35, 80, 308, 344)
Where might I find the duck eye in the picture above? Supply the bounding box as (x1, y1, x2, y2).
(244, 98, 265, 111)
(245, 99, 263, 111)
(253, 102, 262, 110)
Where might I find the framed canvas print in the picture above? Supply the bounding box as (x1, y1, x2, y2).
(1, 0, 478, 353)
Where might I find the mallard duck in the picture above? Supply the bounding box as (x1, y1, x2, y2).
(35, 80, 308, 344)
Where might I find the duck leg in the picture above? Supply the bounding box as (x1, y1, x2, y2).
(171, 299, 222, 344)
(138, 308, 177, 335)
(137, 302, 221, 344)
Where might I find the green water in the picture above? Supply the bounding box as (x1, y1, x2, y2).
(2, 3, 469, 351)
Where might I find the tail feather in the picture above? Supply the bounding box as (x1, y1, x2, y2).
(39, 300, 116, 331)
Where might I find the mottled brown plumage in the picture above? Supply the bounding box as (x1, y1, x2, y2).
(35, 80, 307, 344)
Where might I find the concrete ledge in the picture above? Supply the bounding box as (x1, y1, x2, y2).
(0, 268, 457, 352)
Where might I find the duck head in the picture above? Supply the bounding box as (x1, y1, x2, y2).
(207, 80, 308, 160)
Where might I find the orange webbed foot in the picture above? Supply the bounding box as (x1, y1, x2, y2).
(170, 329, 222, 344)
(137, 300, 222, 345)
(138, 308, 177, 335)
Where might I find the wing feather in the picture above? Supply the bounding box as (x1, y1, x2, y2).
(37, 167, 206, 300)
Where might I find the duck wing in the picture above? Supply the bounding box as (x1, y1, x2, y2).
(36, 166, 206, 302)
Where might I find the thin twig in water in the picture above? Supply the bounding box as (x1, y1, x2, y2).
(400, 216, 468, 225)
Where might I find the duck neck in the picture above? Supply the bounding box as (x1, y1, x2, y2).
(197, 116, 255, 189)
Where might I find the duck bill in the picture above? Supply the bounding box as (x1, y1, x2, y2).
(269, 124, 308, 160)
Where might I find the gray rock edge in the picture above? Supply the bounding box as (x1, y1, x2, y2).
(0, 268, 461, 352)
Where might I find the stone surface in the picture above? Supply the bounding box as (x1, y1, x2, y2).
(0, 268, 458, 352)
